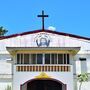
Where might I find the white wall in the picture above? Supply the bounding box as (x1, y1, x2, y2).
(0, 32, 90, 90)
(0, 60, 11, 74)
(0, 32, 90, 51)
(0, 82, 12, 90)
(13, 65, 73, 90)
(0, 54, 12, 90)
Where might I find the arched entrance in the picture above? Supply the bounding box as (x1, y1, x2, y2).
(21, 78, 66, 90)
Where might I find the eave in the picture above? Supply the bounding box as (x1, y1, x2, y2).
(0, 29, 90, 40)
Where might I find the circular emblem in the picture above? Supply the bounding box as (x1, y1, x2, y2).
(35, 33, 51, 47)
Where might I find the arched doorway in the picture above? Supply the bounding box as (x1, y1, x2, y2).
(21, 78, 66, 90)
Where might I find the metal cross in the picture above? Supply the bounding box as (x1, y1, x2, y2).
(37, 10, 49, 30)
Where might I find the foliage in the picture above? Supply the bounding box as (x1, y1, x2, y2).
(77, 73, 88, 90)
(0, 26, 8, 36)
(5, 85, 11, 90)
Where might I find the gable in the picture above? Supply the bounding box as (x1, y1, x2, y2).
(0, 30, 90, 52)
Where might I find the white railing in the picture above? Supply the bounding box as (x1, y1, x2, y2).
(15, 64, 72, 72)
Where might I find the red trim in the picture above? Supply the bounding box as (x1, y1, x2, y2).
(0, 29, 90, 40)
(20, 78, 67, 90)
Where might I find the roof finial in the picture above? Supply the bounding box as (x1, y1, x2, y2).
(37, 10, 49, 31)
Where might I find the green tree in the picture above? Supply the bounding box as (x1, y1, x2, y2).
(0, 26, 8, 36)
(77, 73, 88, 90)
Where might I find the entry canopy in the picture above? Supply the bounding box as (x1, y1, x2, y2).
(6, 47, 80, 54)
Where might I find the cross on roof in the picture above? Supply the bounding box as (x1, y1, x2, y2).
(37, 10, 49, 30)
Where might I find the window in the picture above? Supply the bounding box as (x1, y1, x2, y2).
(21, 54, 23, 64)
(24, 54, 29, 64)
(51, 54, 57, 64)
(31, 54, 36, 64)
(58, 54, 63, 64)
(45, 54, 50, 64)
(17, 54, 20, 64)
(16, 53, 70, 64)
(67, 54, 69, 64)
(64, 54, 66, 64)
(37, 54, 43, 64)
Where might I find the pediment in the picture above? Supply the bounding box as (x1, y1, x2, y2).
(0, 30, 90, 51)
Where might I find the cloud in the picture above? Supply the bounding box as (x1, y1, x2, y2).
(48, 26, 56, 31)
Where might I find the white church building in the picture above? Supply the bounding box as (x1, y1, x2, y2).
(0, 11, 90, 90)
(0, 29, 90, 90)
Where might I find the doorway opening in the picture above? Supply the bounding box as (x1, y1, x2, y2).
(21, 78, 66, 90)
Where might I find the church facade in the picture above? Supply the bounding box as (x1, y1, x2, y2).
(0, 29, 90, 90)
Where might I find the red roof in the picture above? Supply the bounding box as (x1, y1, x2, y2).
(0, 29, 90, 40)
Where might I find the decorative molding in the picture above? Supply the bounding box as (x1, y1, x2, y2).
(35, 72, 51, 78)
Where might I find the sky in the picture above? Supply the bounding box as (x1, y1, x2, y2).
(0, 0, 90, 37)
